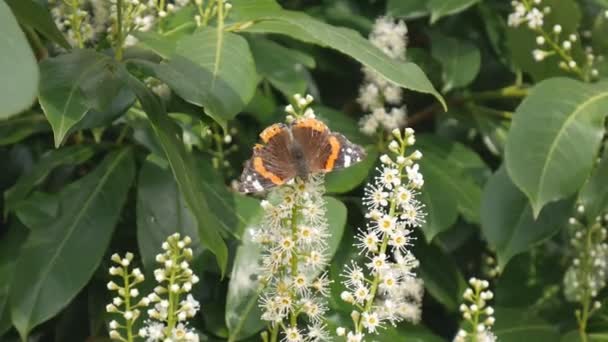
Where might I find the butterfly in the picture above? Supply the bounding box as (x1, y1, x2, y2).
(239, 117, 366, 193)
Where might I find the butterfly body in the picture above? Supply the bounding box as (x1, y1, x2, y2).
(239, 118, 366, 193)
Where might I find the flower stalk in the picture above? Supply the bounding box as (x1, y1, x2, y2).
(338, 128, 425, 341)
(564, 206, 607, 342)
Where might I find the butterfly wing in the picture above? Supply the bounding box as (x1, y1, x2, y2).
(291, 118, 366, 173)
(239, 124, 297, 193)
(329, 132, 366, 170)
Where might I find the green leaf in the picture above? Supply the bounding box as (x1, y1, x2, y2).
(386, 0, 430, 20)
(175, 27, 257, 123)
(4, 145, 96, 216)
(136, 158, 198, 271)
(234, 7, 446, 109)
(414, 241, 466, 312)
(124, 72, 229, 274)
(505, 78, 608, 216)
(0, 112, 50, 146)
(248, 37, 314, 98)
(10, 149, 135, 340)
(494, 307, 560, 341)
(427, 0, 480, 23)
(39, 50, 130, 147)
(417, 135, 486, 240)
(481, 167, 573, 269)
(0, 223, 28, 336)
(430, 32, 481, 92)
(325, 146, 378, 194)
(14, 191, 59, 230)
(224, 212, 264, 342)
(133, 31, 177, 59)
(0, 1, 39, 119)
(225, 196, 346, 341)
(137, 27, 257, 126)
(579, 149, 608, 221)
(4, 0, 70, 49)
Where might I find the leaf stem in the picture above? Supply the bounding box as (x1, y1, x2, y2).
(122, 271, 134, 342)
(116, 0, 124, 61)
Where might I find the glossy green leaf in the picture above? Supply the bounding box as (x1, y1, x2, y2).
(414, 241, 466, 312)
(225, 197, 346, 341)
(4, 0, 70, 49)
(481, 167, 573, 269)
(0, 112, 50, 146)
(4, 145, 96, 215)
(224, 212, 264, 342)
(133, 31, 176, 59)
(248, 37, 314, 97)
(505, 78, 608, 216)
(39, 50, 130, 147)
(325, 146, 378, 194)
(430, 32, 481, 92)
(386, 0, 430, 20)
(174, 27, 257, 124)
(14, 191, 59, 230)
(0, 223, 28, 336)
(579, 149, 608, 221)
(234, 7, 446, 109)
(417, 135, 487, 240)
(124, 73, 229, 274)
(0, 1, 39, 119)
(494, 307, 560, 341)
(136, 159, 198, 271)
(10, 149, 135, 340)
(427, 0, 480, 23)
(137, 27, 257, 126)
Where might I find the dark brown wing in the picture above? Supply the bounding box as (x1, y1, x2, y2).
(291, 118, 332, 173)
(291, 118, 366, 173)
(238, 124, 297, 193)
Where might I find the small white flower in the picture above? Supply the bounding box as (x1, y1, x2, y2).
(362, 311, 381, 333)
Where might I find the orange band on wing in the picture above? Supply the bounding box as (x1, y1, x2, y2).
(325, 136, 341, 171)
(295, 118, 327, 132)
(253, 157, 284, 185)
(260, 124, 283, 143)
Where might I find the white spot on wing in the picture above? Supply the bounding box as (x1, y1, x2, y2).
(253, 180, 263, 191)
(344, 155, 352, 167)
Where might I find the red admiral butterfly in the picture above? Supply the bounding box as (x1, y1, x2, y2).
(239, 118, 366, 193)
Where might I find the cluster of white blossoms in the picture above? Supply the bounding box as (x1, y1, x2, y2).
(563, 205, 608, 311)
(106, 234, 201, 342)
(337, 128, 425, 341)
(108, 0, 193, 47)
(253, 174, 333, 342)
(454, 278, 496, 342)
(106, 252, 148, 341)
(507, 0, 601, 80)
(49, 0, 232, 49)
(139, 233, 201, 341)
(49, 0, 108, 47)
(358, 17, 408, 136)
